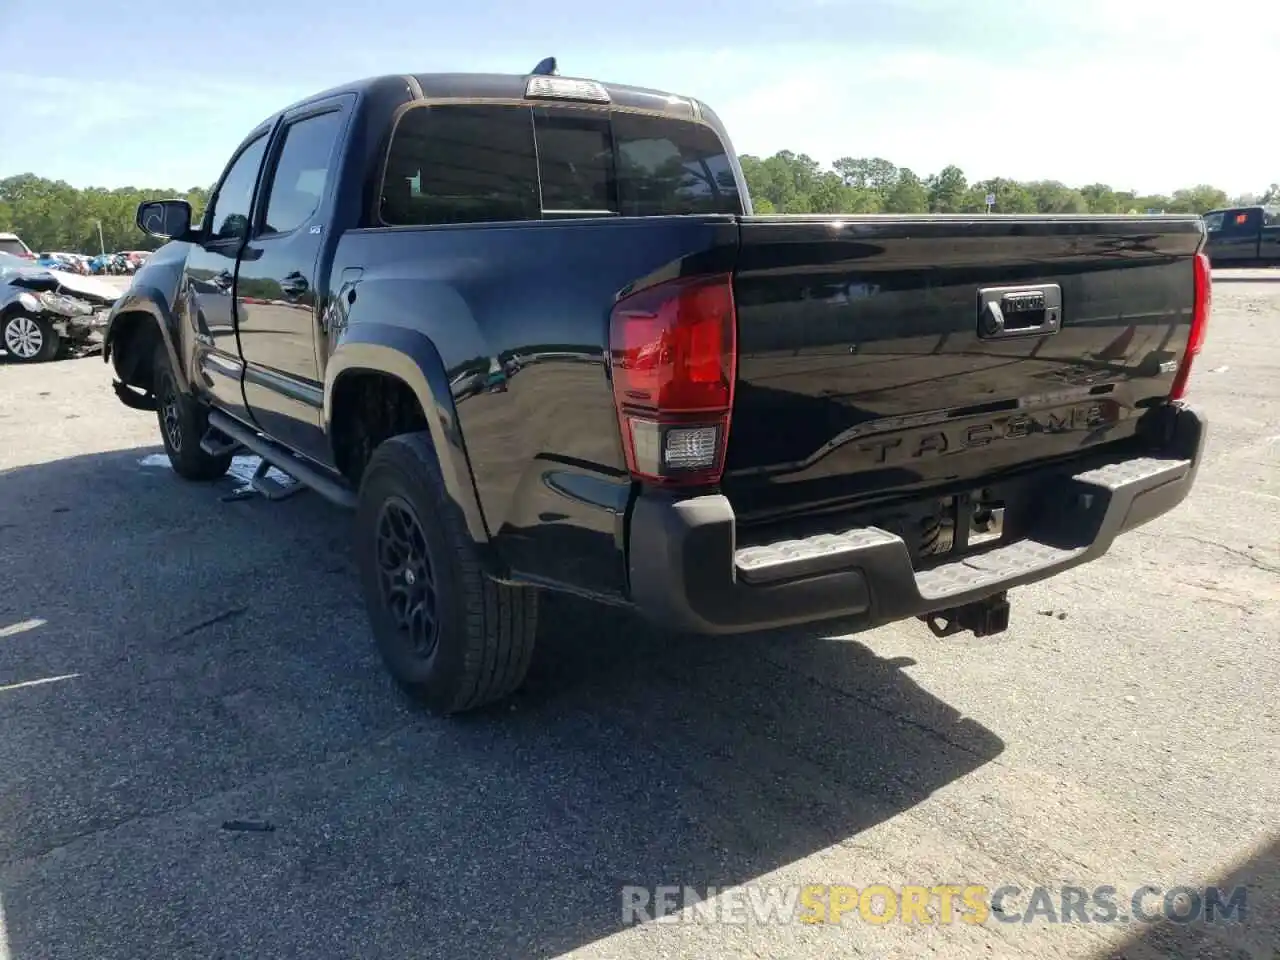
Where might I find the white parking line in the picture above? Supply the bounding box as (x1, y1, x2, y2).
(0, 618, 46, 639)
(0, 673, 80, 694)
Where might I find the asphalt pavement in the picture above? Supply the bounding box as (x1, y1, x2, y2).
(0, 275, 1276, 959)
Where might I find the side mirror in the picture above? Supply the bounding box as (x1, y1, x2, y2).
(136, 199, 194, 241)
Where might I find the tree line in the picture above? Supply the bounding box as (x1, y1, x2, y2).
(2, 156, 1277, 255)
(739, 153, 1278, 217)
(0, 174, 209, 256)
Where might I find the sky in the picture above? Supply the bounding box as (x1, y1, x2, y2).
(1, 0, 1276, 196)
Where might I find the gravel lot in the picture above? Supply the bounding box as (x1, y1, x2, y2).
(0, 273, 1276, 960)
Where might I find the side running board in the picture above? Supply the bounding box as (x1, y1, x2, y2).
(205, 410, 357, 509)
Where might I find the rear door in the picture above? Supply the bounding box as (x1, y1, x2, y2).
(236, 97, 350, 462)
(722, 215, 1205, 522)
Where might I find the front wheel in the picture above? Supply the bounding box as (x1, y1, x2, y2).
(355, 432, 539, 715)
(152, 341, 233, 481)
(1, 312, 60, 363)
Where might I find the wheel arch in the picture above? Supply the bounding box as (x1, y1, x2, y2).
(104, 286, 186, 393)
(0, 300, 31, 323)
(325, 326, 490, 545)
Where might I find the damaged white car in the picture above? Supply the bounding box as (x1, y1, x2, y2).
(0, 252, 119, 362)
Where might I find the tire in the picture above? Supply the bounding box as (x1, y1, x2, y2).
(2, 312, 60, 363)
(152, 341, 233, 481)
(355, 432, 539, 715)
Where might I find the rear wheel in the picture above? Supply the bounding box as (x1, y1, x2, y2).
(355, 432, 538, 714)
(153, 341, 233, 481)
(2, 312, 59, 363)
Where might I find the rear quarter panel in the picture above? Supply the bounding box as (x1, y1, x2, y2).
(327, 216, 737, 599)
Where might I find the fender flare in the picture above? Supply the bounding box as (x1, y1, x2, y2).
(104, 285, 187, 392)
(325, 323, 490, 544)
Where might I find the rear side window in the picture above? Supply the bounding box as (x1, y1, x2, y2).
(380, 103, 741, 226)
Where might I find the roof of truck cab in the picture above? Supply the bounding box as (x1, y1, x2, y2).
(1205, 204, 1280, 216)
(413, 72, 700, 115)
(271, 72, 711, 126)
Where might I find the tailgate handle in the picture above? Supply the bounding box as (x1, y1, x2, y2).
(977, 284, 1062, 339)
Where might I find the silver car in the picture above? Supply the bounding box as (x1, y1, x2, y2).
(0, 253, 118, 362)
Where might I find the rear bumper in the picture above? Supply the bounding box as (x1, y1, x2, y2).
(627, 404, 1207, 636)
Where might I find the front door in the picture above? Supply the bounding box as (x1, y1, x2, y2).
(235, 100, 350, 462)
(181, 131, 270, 420)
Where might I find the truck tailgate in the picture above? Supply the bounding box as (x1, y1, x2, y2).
(723, 215, 1206, 523)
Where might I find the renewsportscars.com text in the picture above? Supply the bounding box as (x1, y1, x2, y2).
(620, 883, 1248, 927)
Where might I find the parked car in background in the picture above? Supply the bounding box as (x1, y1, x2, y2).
(121, 250, 153, 268)
(36, 252, 82, 271)
(0, 232, 34, 259)
(0, 252, 118, 361)
(1202, 204, 1280, 265)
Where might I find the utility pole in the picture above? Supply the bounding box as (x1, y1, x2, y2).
(95, 220, 106, 256)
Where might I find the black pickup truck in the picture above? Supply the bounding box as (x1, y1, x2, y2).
(104, 64, 1211, 714)
(1202, 204, 1280, 265)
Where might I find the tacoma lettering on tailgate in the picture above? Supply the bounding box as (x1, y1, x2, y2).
(856, 402, 1118, 467)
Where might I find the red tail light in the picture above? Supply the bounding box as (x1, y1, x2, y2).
(609, 273, 736, 486)
(1170, 251, 1211, 402)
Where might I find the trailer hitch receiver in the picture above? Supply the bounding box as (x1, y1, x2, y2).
(921, 591, 1011, 639)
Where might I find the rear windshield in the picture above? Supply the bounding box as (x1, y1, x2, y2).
(0, 238, 29, 256)
(380, 103, 742, 226)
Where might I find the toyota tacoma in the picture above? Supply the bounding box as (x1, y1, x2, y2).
(102, 63, 1211, 713)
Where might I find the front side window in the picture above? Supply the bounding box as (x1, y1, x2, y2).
(261, 110, 345, 235)
(208, 135, 269, 242)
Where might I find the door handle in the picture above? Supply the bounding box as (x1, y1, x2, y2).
(976, 284, 1062, 339)
(279, 273, 308, 298)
